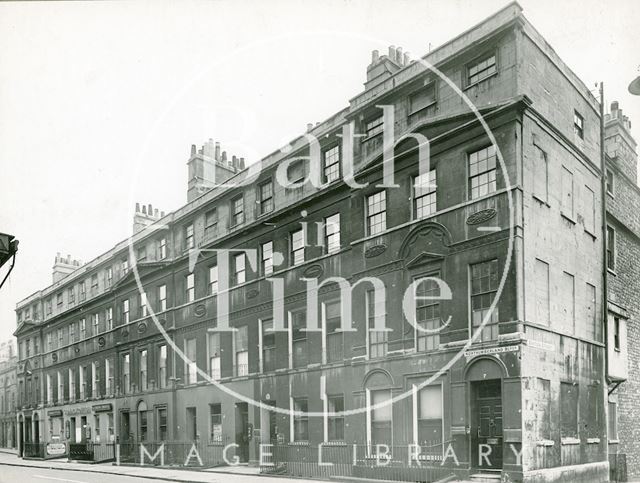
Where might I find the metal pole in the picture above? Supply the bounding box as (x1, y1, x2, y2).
(599, 82, 609, 384)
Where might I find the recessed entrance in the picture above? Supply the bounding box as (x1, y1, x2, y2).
(235, 402, 249, 463)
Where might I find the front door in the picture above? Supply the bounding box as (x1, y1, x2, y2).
(235, 402, 249, 463)
(120, 412, 130, 443)
(186, 407, 197, 441)
(471, 379, 503, 470)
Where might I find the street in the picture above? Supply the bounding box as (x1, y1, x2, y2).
(0, 451, 314, 483)
(0, 466, 159, 483)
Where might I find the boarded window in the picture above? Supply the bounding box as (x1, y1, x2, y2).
(536, 378, 551, 440)
(533, 145, 548, 202)
(586, 385, 601, 438)
(584, 186, 596, 233)
(534, 259, 550, 326)
(560, 272, 575, 334)
(560, 382, 578, 438)
(585, 283, 599, 341)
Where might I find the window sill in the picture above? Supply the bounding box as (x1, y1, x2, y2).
(609, 439, 620, 444)
(584, 229, 597, 240)
(607, 191, 615, 199)
(532, 194, 550, 207)
(290, 441, 310, 446)
(561, 437, 580, 446)
(536, 440, 554, 447)
(586, 438, 600, 444)
(607, 268, 617, 277)
(560, 213, 577, 225)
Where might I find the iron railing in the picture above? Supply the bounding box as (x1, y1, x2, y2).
(260, 441, 453, 482)
(118, 439, 230, 467)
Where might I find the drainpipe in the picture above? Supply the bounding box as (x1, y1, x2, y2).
(599, 82, 609, 385)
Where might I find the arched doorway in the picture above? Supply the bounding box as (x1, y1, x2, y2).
(137, 401, 148, 442)
(465, 357, 505, 472)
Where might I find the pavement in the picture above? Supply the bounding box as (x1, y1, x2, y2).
(0, 450, 309, 483)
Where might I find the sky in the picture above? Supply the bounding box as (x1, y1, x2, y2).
(0, 0, 639, 344)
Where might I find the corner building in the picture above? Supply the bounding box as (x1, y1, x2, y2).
(14, 3, 619, 481)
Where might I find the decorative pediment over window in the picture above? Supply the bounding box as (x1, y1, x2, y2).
(400, 221, 451, 267)
(405, 251, 446, 270)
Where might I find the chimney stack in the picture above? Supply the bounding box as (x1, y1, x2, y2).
(52, 252, 82, 283)
(133, 201, 163, 235)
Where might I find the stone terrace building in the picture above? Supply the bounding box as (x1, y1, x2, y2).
(14, 3, 620, 481)
(604, 101, 639, 481)
(0, 341, 17, 449)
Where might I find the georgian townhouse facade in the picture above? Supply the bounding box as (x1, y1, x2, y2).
(14, 3, 619, 481)
(0, 341, 17, 449)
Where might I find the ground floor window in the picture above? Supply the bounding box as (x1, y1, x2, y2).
(210, 403, 222, 443)
(327, 395, 344, 441)
(369, 389, 392, 446)
(293, 398, 309, 442)
(415, 384, 443, 446)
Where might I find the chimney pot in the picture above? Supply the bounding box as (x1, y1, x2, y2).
(372, 50, 379, 64)
(161, 211, 165, 217)
(396, 46, 403, 65)
(135, 202, 140, 213)
(404, 52, 410, 65)
(388, 45, 396, 62)
(215, 142, 221, 161)
(142, 205, 147, 215)
(307, 123, 313, 132)
(191, 144, 196, 156)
